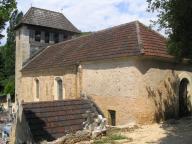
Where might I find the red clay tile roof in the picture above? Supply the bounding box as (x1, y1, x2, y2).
(22, 99, 96, 142)
(22, 21, 171, 72)
(138, 23, 171, 58)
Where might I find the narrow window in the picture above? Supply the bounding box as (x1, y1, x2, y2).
(108, 110, 116, 126)
(56, 78, 63, 100)
(45, 32, 50, 43)
(54, 33, 59, 43)
(35, 31, 41, 42)
(63, 33, 68, 40)
(29, 30, 34, 41)
(19, 30, 21, 40)
(35, 79, 40, 99)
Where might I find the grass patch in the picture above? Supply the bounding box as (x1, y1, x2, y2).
(93, 134, 128, 144)
(109, 134, 128, 140)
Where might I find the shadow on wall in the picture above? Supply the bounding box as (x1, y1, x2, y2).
(23, 110, 56, 142)
(146, 70, 180, 122)
(15, 110, 55, 143)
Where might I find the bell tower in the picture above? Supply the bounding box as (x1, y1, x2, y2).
(15, 7, 80, 102)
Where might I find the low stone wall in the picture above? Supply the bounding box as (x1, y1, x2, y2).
(12, 106, 34, 144)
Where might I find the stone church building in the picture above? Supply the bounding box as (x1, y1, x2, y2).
(15, 7, 192, 126)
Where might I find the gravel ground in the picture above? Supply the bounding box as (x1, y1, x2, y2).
(124, 117, 192, 144)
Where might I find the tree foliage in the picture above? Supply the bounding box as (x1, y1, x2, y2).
(0, 0, 16, 40)
(2, 10, 23, 76)
(0, 9, 23, 97)
(147, 0, 192, 60)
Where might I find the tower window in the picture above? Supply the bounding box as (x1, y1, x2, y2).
(19, 30, 21, 40)
(56, 78, 63, 100)
(35, 31, 41, 42)
(35, 78, 40, 100)
(54, 33, 59, 43)
(45, 32, 50, 43)
(63, 33, 68, 40)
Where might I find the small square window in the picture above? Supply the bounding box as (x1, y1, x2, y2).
(35, 31, 41, 42)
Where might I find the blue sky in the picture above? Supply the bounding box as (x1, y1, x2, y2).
(1, 0, 157, 45)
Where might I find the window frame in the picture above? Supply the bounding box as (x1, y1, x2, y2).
(54, 33, 59, 43)
(55, 77, 64, 100)
(45, 31, 50, 43)
(34, 78, 40, 101)
(35, 30, 41, 42)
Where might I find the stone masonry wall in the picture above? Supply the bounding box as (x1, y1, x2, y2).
(15, 26, 30, 103)
(21, 67, 78, 102)
(19, 56, 192, 125)
(81, 57, 192, 125)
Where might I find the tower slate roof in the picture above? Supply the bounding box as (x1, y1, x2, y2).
(22, 21, 171, 72)
(16, 7, 80, 33)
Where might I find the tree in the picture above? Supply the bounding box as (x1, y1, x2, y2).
(3, 10, 23, 77)
(0, 0, 16, 42)
(147, 0, 192, 61)
(0, 10, 23, 97)
(0, 47, 4, 94)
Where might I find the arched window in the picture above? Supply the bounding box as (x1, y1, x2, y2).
(56, 78, 63, 100)
(35, 78, 40, 100)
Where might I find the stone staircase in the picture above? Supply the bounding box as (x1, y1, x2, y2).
(22, 99, 98, 142)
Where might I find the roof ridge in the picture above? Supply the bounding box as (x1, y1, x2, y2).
(60, 21, 139, 44)
(30, 6, 63, 15)
(137, 21, 167, 39)
(91, 21, 137, 35)
(60, 13, 80, 32)
(37, 21, 140, 47)
(135, 21, 144, 54)
(21, 7, 33, 22)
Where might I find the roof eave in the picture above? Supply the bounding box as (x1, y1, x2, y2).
(14, 22, 81, 33)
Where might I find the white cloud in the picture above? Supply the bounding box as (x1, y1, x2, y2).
(1, 0, 158, 45)
(16, 0, 156, 32)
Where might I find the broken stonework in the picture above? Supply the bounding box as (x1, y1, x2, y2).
(83, 110, 107, 138)
(41, 130, 91, 144)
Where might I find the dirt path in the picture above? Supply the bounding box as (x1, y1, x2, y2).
(124, 117, 192, 144)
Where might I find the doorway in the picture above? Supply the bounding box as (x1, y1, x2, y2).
(108, 110, 116, 126)
(179, 78, 190, 117)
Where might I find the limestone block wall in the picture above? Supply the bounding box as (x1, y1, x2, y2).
(15, 26, 30, 102)
(81, 57, 192, 125)
(19, 56, 192, 125)
(20, 67, 78, 102)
